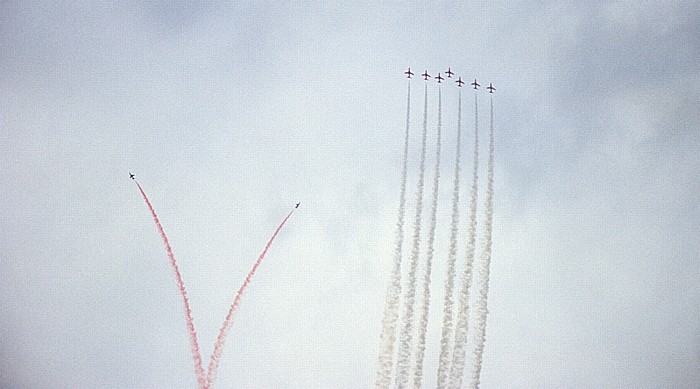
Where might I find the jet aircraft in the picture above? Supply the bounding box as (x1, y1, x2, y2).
(129, 172, 135, 179)
(421, 70, 431, 81)
(296, 202, 300, 209)
(445, 68, 454, 78)
(435, 73, 444, 83)
(404, 68, 414, 78)
(471, 79, 480, 89)
(487, 83, 496, 93)
(456, 77, 465, 87)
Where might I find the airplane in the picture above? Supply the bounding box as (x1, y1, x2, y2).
(445, 68, 454, 78)
(421, 70, 431, 81)
(435, 73, 444, 83)
(129, 172, 135, 180)
(404, 68, 414, 78)
(487, 83, 496, 93)
(295, 202, 300, 209)
(456, 77, 465, 87)
(471, 79, 480, 90)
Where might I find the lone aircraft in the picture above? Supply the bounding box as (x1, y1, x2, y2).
(129, 172, 135, 180)
(296, 202, 300, 209)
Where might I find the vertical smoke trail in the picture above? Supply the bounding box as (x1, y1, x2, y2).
(470, 96, 495, 389)
(412, 86, 442, 389)
(436, 89, 462, 389)
(448, 91, 479, 388)
(376, 82, 411, 389)
(205, 207, 296, 388)
(394, 82, 429, 389)
(135, 180, 206, 389)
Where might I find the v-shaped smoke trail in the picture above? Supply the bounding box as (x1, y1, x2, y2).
(412, 86, 442, 389)
(394, 83, 429, 389)
(449, 91, 479, 388)
(471, 96, 495, 389)
(205, 207, 296, 388)
(436, 89, 462, 389)
(376, 82, 412, 389)
(135, 180, 206, 389)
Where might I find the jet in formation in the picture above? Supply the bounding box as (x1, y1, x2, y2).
(422, 70, 431, 81)
(456, 77, 465, 87)
(445, 68, 454, 78)
(404, 68, 414, 78)
(129, 172, 135, 180)
(471, 79, 480, 90)
(435, 73, 444, 83)
(487, 83, 496, 93)
(296, 202, 301, 209)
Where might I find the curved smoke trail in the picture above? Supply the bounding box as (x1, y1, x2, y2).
(135, 180, 206, 389)
(394, 83, 429, 389)
(436, 89, 462, 388)
(412, 86, 442, 388)
(449, 91, 479, 388)
(471, 96, 495, 389)
(205, 208, 296, 388)
(376, 82, 411, 389)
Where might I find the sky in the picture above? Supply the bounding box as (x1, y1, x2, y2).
(1, 1, 699, 388)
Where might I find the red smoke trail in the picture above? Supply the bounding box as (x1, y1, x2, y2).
(205, 208, 296, 388)
(135, 180, 206, 389)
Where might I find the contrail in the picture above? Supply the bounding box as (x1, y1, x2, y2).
(449, 91, 479, 388)
(412, 86, 442, 389)
(206, 207, 296, 388)
(394, 82, 429, 389)
(436, 89, 462, 389)
(135, 180, 206, 389)
(376, 82, 411, 389)
(471, 95, 495, 389)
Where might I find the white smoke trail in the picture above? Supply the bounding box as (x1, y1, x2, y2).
(394, 83, 429, 389)
(448, 91, 479, 388)
(436, 89, 462, 389)
(376, 82, 411, 389)
(470, 95, 495, 389)
(412, 86, 442, 389)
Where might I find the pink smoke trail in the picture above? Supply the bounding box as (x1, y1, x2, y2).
(205, 207, 296, 388)
(135, 180, 206, 389)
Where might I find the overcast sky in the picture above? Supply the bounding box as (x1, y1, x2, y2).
(1, 1, 698, 388)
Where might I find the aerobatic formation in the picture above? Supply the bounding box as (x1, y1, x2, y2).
(376, 67, 496, 389)
(128, 66, 495, 388)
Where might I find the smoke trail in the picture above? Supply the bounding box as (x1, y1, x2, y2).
(471, 96, 495, 388)
(436, 89, 462, 388)
(448, 91, 479, 388)
(206, 207, 296, 388)
(135, 180, 206, 389)
(376, 82, 411, 389)
(412, 86, 442, 388)
(394, 82, 429, 389)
